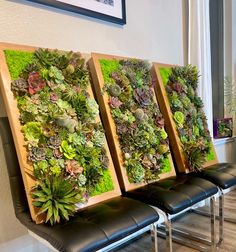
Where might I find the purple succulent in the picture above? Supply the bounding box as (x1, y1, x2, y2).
(172, 82, 184, 94)
(48, 136, 61, 148)
(50, 93, 58, 102)
(28, 147, 46, 162)
(155, 116, 165, 128)
(28, 72, 46, 95)
(111, 72, 121, 85)
(53, 148, 63, 158)
(109, 97, 123, 108)
(142, 155, 153, 168)
(117, 124, 128, 135)
(99, 154, 109, 169)
(65, 160, 83, 176)
(11, 78, 28, 94)
(134, 88, 153, 107)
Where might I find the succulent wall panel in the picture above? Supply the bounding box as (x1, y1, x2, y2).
(89, 53, 175, 191)
(153, 63, 218, 173)
(0, 43, 120, 224)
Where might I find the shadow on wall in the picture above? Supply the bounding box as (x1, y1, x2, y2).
(0, 134, 27, 243)
(0, 92, 6, 117)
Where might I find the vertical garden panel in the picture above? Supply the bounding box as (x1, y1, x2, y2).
(153, 63, 218, 174)
(0, 43, 120, 224)
(89, 53, 176, 192)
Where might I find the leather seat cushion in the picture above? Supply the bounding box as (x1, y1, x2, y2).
(124, 175, 218, 215)
(196, 163, 236, 190)
(18, 195, 159, 252)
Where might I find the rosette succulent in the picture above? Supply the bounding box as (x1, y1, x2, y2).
(11, 78, 28, 94)
(173, 111, 185, 127)
(28, 71, 46, 95)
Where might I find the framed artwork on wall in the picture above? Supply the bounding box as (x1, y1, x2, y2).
(27, 0, 126, 25)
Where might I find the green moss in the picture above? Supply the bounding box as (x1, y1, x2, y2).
(159, 67, 172, 86)
(99, 59, 120, 84)
(4, 50, 34, 80)
(207, 144, 215, 161)
(91, 170, 114, 196)
(160, 157, 171, 173)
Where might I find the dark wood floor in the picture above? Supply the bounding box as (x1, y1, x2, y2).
(113, 189, 236, 252)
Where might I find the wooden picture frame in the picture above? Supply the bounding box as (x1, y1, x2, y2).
(0, 43, 121, 223)
(26, 0, 126, 25)
(89, 53, 176, 192)
(153, 63, 218, 174)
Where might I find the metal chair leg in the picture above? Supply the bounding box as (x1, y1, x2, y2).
(150, 222, 158, 252)
(165, 216, 172, 252)
(210, 196, 216, 252)
(218, 192, 224, 245)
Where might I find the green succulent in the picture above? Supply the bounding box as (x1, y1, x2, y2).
(56, 115, 78, 133)
(86, 98, 99, 120)
(60, 140, 77, 159)
(182, 96, 191, 109)
(126, 159, 145, 183)
(108, 84, 122, 97)
(22, 122, 42, 143)
(193, 96, 204, 108)
(62, 87, 78, 103)
(169, 91, 183, 109)
(111, 108, 123, 120)
(134, 108, 145, 121)
(183, 144, 206, 172)
(71, 92, 87, 118)
(33, 160, 49, 178)
(32, 176, 83, 225)
(193, 125, 200, 137)
(68, 132, 86, 146)
(173, 111, 185, 127)
(123, 110, 136, 124)
(92, 130, 105, 147)
(34, 48, 69, 69)
(77, 174, 87, 187)
(65, 64, 75, 74)
(157, 144, 169, 154)
(187, 86, 195, 100)
(160, 128, 168, 140)
(50, 166, 61, 176)
(48, 66, 64, 84)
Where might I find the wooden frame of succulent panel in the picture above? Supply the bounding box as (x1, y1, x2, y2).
(153, 63, 218, 174)
(0, 43, 121, 224)
(89, 53, 176, 192)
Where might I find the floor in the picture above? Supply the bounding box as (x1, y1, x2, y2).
(0, 190, 235, 252)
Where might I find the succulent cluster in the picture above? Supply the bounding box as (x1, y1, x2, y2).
(8, 48, 113, 225)
(100, 59, 171, 184)
(160, 65, 214, 171)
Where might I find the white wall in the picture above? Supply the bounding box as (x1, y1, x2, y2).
(0, 0, 185, 244)
(214, 139, 236, 163)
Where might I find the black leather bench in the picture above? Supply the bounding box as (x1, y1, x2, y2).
(190, 163, 236, 244)
(0, 117, 159, 252)
(124, 173, 219, 251)
(198, 163, 236, 190)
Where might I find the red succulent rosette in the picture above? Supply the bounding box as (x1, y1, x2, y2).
(28, 71, 46, 95)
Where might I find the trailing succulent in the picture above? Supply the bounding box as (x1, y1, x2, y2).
(100, 59, 171, 184)
(8, 48, 113, 225)
(160, 65, 214, 171)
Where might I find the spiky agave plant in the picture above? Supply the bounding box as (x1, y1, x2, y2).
(32, 175, 82, 225)
(183, 143, 206, 172)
